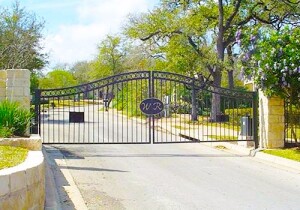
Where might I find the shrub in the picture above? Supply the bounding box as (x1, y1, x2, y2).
(0, 126, 13, 138)
(0, 100, 32, 137)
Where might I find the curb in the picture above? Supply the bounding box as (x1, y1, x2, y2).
(43, 146, 88, 210)
(203, 141, 300, 172)
(253, 151, 300, 172)
(43, 147, 62, 210)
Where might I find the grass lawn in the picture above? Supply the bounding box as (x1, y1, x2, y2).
(0, 146, 28, 170)
(186, 116, 240, 131)
(263, 147, 300, 162)
(207, 135, 238, 141)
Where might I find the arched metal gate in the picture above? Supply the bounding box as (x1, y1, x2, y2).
(33, 71, 258, 147)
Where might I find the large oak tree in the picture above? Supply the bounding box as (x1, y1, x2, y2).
(125, 0, 299, 121)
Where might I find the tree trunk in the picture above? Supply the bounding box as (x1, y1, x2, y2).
(210, 70, 222, 122)
(210, 1, 224, 122)
(226, 45, 235, 89)
(227, 70, 234, 89)
(191, 84, 198, 121)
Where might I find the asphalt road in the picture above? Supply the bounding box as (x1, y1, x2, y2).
(45, 143, 300, 210)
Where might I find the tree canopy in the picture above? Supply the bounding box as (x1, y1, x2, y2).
(0, 2, 47, 70)
(89, 35, 126, 80)
(39, 69, 77, 89)
(125, 0, 300, 88)
(239, 27, 300, 104)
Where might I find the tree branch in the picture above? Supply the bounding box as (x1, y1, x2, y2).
(224, 0, 242, 30)
(140, 31, 161, 41)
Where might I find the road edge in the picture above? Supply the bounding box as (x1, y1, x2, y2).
(203, 142, 300, 172)
(43, 146, 88, 210)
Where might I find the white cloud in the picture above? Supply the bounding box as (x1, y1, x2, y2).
(44, 0, 155, 68)
(45, 23, 107, 65)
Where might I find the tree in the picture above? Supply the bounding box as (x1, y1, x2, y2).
(88, 35, 127, 108)
(122, 41, 156, 71)
(239, 27, 300, 143)
(0, 1, 47, 70)
(39, 69, 77, 89)
(239, 27, 300, 102)
(89, 35, 126, 80)
(125, 0, 299, 121)
(70, 61, 92, 84)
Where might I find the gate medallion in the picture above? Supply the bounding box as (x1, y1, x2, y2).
(140, 98, 164, 115)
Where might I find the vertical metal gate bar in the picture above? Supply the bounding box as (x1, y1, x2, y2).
(121, 82, 124, 143)
(112, 85, 115, 143)
(126, 81, 129, 143)
(149, 71, 153, 143)
(116, 84, 119, 143)
(102, 90, 105, 143)
(135, 80, 137, 143)
(166, 80, 169, 142)
(170, 80, 173, 142)
(99, 89, 101, 143)
(34, 89, 41, 136)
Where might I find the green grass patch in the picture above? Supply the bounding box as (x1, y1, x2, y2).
(50, 100, 89, 107)
(207, 135, 238, 141)
(286, 127, 300, 139)
(263, 148, 300, 162)
(0, 146, 28, 170)
(186, 118, 240, 131)
(173, 125, 189, 130)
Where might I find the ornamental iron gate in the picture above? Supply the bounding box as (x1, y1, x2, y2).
(33, 71, 258, 148)
(284, 99, 300, 147)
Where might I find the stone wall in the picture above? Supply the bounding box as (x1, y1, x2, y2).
(259, 90, 285, 148)
(0, 151, 45, 210)
(0, 134, 42, 151)
(0, 69, 30, 109)
(0, 69, 45, 209)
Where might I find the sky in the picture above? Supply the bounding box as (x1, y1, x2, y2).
(0, 0, 159, 69)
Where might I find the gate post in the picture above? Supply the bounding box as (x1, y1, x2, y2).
(33, 89, 41, 134)
(0, 69, 31, 135)
(259, 90, 285, 148)
(1, 69, 31, 109)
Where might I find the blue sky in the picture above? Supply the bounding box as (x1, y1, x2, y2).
(0, 0, 159, 69)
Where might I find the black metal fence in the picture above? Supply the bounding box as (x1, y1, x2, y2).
(32, 71, 258, 147)
(284, 99, 300, 147)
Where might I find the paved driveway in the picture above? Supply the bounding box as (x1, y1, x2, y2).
(45, 143, 300, 210)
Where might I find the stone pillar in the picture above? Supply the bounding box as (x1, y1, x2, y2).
(0, 69, 30, 110)
(259, 90, 285, 148)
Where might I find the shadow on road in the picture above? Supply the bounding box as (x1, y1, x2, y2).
(59, 165, 128, 172)
(81, 153, 247, 158)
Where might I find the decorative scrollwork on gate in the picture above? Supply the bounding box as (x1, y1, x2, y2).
(40, 71, 150, 98)
(152, 71, 255, 99)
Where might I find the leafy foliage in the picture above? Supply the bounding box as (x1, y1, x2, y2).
(0, 1, 47, 70)
(0, 126, 13, 138)
(70, 61, 92, 84)
(39, 69, 77, 89)
(0, 100, 32, 137)
(239, 27, 300, 103)
(89, 35, 126, 80)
